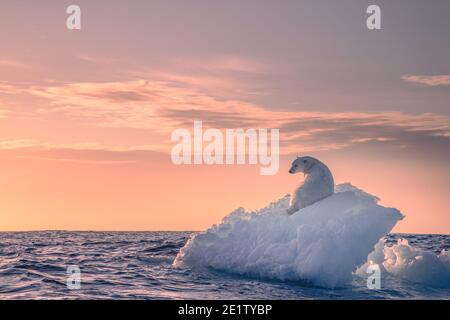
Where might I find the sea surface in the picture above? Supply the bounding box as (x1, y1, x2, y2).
(0, 231, 449, 300)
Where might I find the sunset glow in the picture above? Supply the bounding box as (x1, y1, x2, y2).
(1, 1, 449, 234)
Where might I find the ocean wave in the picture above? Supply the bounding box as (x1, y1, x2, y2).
(1, 230, 449, 299)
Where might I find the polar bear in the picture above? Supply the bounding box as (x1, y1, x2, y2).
(287, 156, 334, 215)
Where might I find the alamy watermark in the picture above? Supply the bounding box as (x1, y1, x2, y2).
(66, 5, 81, 30)
(65, 4, 381, 31)
(170, 121, 280, 175)
(66, 265, 81, 290)
(366, 5, 381, 30)
(366, 264, 381, 289)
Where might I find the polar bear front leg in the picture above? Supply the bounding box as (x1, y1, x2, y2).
(287, 185, 305, 215)
(286, 205, 298, 215)
(287, 194, 300, 215)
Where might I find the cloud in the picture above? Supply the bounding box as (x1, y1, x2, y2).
(0, 82, 25, 94)
(78, 55, 118, 65)
(0, 139, 164, 164)
(26, 80, 268, 131)
(1, 79, 449, 156)
(123, 55, 270, 100)
(162, 55, 267, 74)
(0, 109, 7, 119)
(0, 139, 159, 152)
(0, 58, 28, 69)
(401, 75, 450, 87)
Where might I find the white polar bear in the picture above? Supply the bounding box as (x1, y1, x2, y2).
(287, 156, 334, 215)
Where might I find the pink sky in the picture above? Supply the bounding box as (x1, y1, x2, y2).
(0, 1, 449, 233)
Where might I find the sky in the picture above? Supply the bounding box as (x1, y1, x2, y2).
(0, 0, 449, 233)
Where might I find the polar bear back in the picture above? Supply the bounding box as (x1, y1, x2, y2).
(295, 163, 334, 210)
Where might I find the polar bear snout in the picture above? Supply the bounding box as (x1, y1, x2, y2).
(288, 162, 302, 174)
(288, 166, 299, 174)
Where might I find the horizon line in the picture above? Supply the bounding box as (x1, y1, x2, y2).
(0, 229, 449, 236)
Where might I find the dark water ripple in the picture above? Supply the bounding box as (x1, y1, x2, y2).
(0, 231, 449, 299)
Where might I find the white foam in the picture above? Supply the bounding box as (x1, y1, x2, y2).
(357, 238, 450, 287)
(174, 183, 403, 288)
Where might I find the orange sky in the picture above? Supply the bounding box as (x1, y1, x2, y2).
(0, 148, 449, 233)
(0, 1, 449, 233)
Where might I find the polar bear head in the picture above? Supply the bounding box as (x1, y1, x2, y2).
(288, 156, 319, 174)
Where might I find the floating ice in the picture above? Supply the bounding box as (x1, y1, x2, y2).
(357, 238, 450, 287)
(173, 183, 404, 288)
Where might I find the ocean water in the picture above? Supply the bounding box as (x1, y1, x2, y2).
(0, 231, 449, 300)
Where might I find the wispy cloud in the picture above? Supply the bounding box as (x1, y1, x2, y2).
(158, 55, 268, 74)
(0, 139, 159, 152)
(124, 56, 269, 100)
(0, 81, 26, 94)
(0, 108, 8, 118)
(401, 75, 450, 87)
(0, 58, 28, 68)
(1, 79, 449, 155)
(0, 139, 164, 164)
(78, 54, 118, 65)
